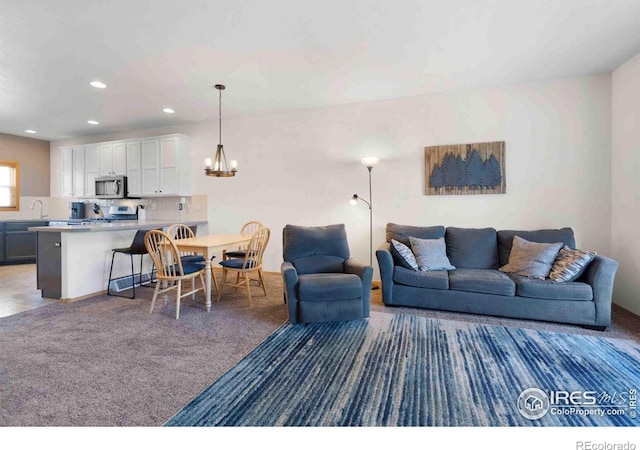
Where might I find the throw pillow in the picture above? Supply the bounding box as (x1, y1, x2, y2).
(548, 246, 596, 282)
(409, 237, 456, 271)
(390, 239, 419, 271)
(499, 235, 563, 280)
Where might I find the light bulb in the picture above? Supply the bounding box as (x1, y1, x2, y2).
(361, 157, 379, 168)
(350, 195, 358, 206)
(204, 158, 212, 169)
(230, 160, 238, 171)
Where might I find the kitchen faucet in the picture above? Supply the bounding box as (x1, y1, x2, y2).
(30, 199, 47, 219)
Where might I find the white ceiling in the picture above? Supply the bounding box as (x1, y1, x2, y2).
(1, 0, 639, 141)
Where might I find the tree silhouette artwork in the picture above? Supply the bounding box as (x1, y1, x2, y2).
(425, 142, 505, 195)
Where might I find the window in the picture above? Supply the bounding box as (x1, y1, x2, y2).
(0, 161, 19, 210)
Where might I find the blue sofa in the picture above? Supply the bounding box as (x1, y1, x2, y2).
(376, 224, 618, 330)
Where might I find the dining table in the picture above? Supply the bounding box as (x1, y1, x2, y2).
(173, 233, 252, 311)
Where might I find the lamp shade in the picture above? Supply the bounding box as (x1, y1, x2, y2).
(360, 157, 379, 168)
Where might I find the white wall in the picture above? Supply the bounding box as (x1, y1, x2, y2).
(612, 52, 640, 315)
(51, 74, 613, 283)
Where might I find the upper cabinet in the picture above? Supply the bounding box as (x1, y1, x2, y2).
(59, 134, 190, 199)
(125, 141, 142, 198)
(61, 146, 86, 197)
(100, 142, 127, 176)
(84, 144, 100, 198)
(139, 135, 190, 197)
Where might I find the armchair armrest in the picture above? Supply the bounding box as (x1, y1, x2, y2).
(281, 261, 300, 324)
(344, 258, 373, 281)
(345, 258, 373, 317)
(376, 242, 395, 305)
(578, 255, 618, 328)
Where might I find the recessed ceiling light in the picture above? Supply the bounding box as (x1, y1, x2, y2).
(25, 129, 37, 134)
(90, 80, 107, 89)
(87, 120, 99, 125)
(163, 107, 175, 114)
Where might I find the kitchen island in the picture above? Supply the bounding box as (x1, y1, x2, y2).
(28, 220, 208, 302)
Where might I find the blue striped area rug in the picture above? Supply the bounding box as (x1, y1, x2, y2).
(165, 312, 640, 426)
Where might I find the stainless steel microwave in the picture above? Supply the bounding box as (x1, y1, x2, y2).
(95, 176, 128, 199)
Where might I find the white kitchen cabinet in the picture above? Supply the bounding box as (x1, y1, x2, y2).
(61, 146, 86, 197)
(139, 135, 190, 196)
(84, 144, 100, 198)
(99, 143, 126, 176)
(59, 133, 189, 199)
(125, 141, 142, 197)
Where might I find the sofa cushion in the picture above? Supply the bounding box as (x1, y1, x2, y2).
(390, 239, 419, 271)
(499, 236, 562, 280)
(449, 269, 516, 296)
(409, 237, 456, 271)
(510, 275, 593, 301)
(497, 228, 576, 266)
(386, 223, 445, 246)
(548, 246, 597, 282)
(298, 273, 362, 302)
(393, 266, 449, 290)
(445, 227, 499, 269)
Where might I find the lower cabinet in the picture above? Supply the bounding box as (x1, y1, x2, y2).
(0, 221, 49, 265)
(35, 231, 62, 299)
(0, 223, 5, 261)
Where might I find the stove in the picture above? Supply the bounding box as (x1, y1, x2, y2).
(106, 205, 138, 221)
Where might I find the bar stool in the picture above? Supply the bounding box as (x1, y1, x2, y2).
(107, 228, 160, 299)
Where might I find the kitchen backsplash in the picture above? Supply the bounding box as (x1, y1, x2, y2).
(0, 195, 208, 221)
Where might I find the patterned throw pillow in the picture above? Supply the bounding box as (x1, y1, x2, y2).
(548, 246, 596, 282)
(409, 237, 456, 271)
(391, 239, 419, 271)
(499, 235, 562, 280)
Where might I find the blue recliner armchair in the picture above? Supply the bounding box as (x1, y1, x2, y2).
(281, 224, 373, 324)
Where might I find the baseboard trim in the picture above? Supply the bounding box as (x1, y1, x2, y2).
(60, 290, 108, 304)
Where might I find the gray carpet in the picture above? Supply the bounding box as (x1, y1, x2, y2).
(0, 273, 638, 426)
(0, 274, 288, 426)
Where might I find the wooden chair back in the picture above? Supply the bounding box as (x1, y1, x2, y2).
(166, 224, 197, 257)
(241, 227, 270, 271)
(241, 221, 263, 237)
(144, 229, 185, 280)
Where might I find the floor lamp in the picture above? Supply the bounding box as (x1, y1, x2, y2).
(350, 156, 379, 290)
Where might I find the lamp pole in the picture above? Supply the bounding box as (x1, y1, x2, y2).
(350, 157, 379, 290)
(366, 165, 373, 266)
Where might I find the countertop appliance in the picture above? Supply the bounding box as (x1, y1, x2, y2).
(69, 202, 89, 219)
(95, 175, 127, 199)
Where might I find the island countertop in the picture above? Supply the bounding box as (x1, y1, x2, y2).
(28, 219, 207, 232)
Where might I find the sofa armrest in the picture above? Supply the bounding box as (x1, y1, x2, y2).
(344, 258, 373, 317)
(579, 255, 619, 328)
(376, 242, 395, 305)
(281, 261, 300, 324)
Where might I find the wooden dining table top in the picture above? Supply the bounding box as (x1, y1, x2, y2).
(172, 233, 251, 251)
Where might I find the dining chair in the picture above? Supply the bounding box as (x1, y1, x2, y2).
(144, 229, 206, 319)
(222, 221, 264, 261)
(217, 227, 270, 306)
(167, 223, 219, 292)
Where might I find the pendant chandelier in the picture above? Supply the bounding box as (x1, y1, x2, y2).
(204, 84, 237, 177)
